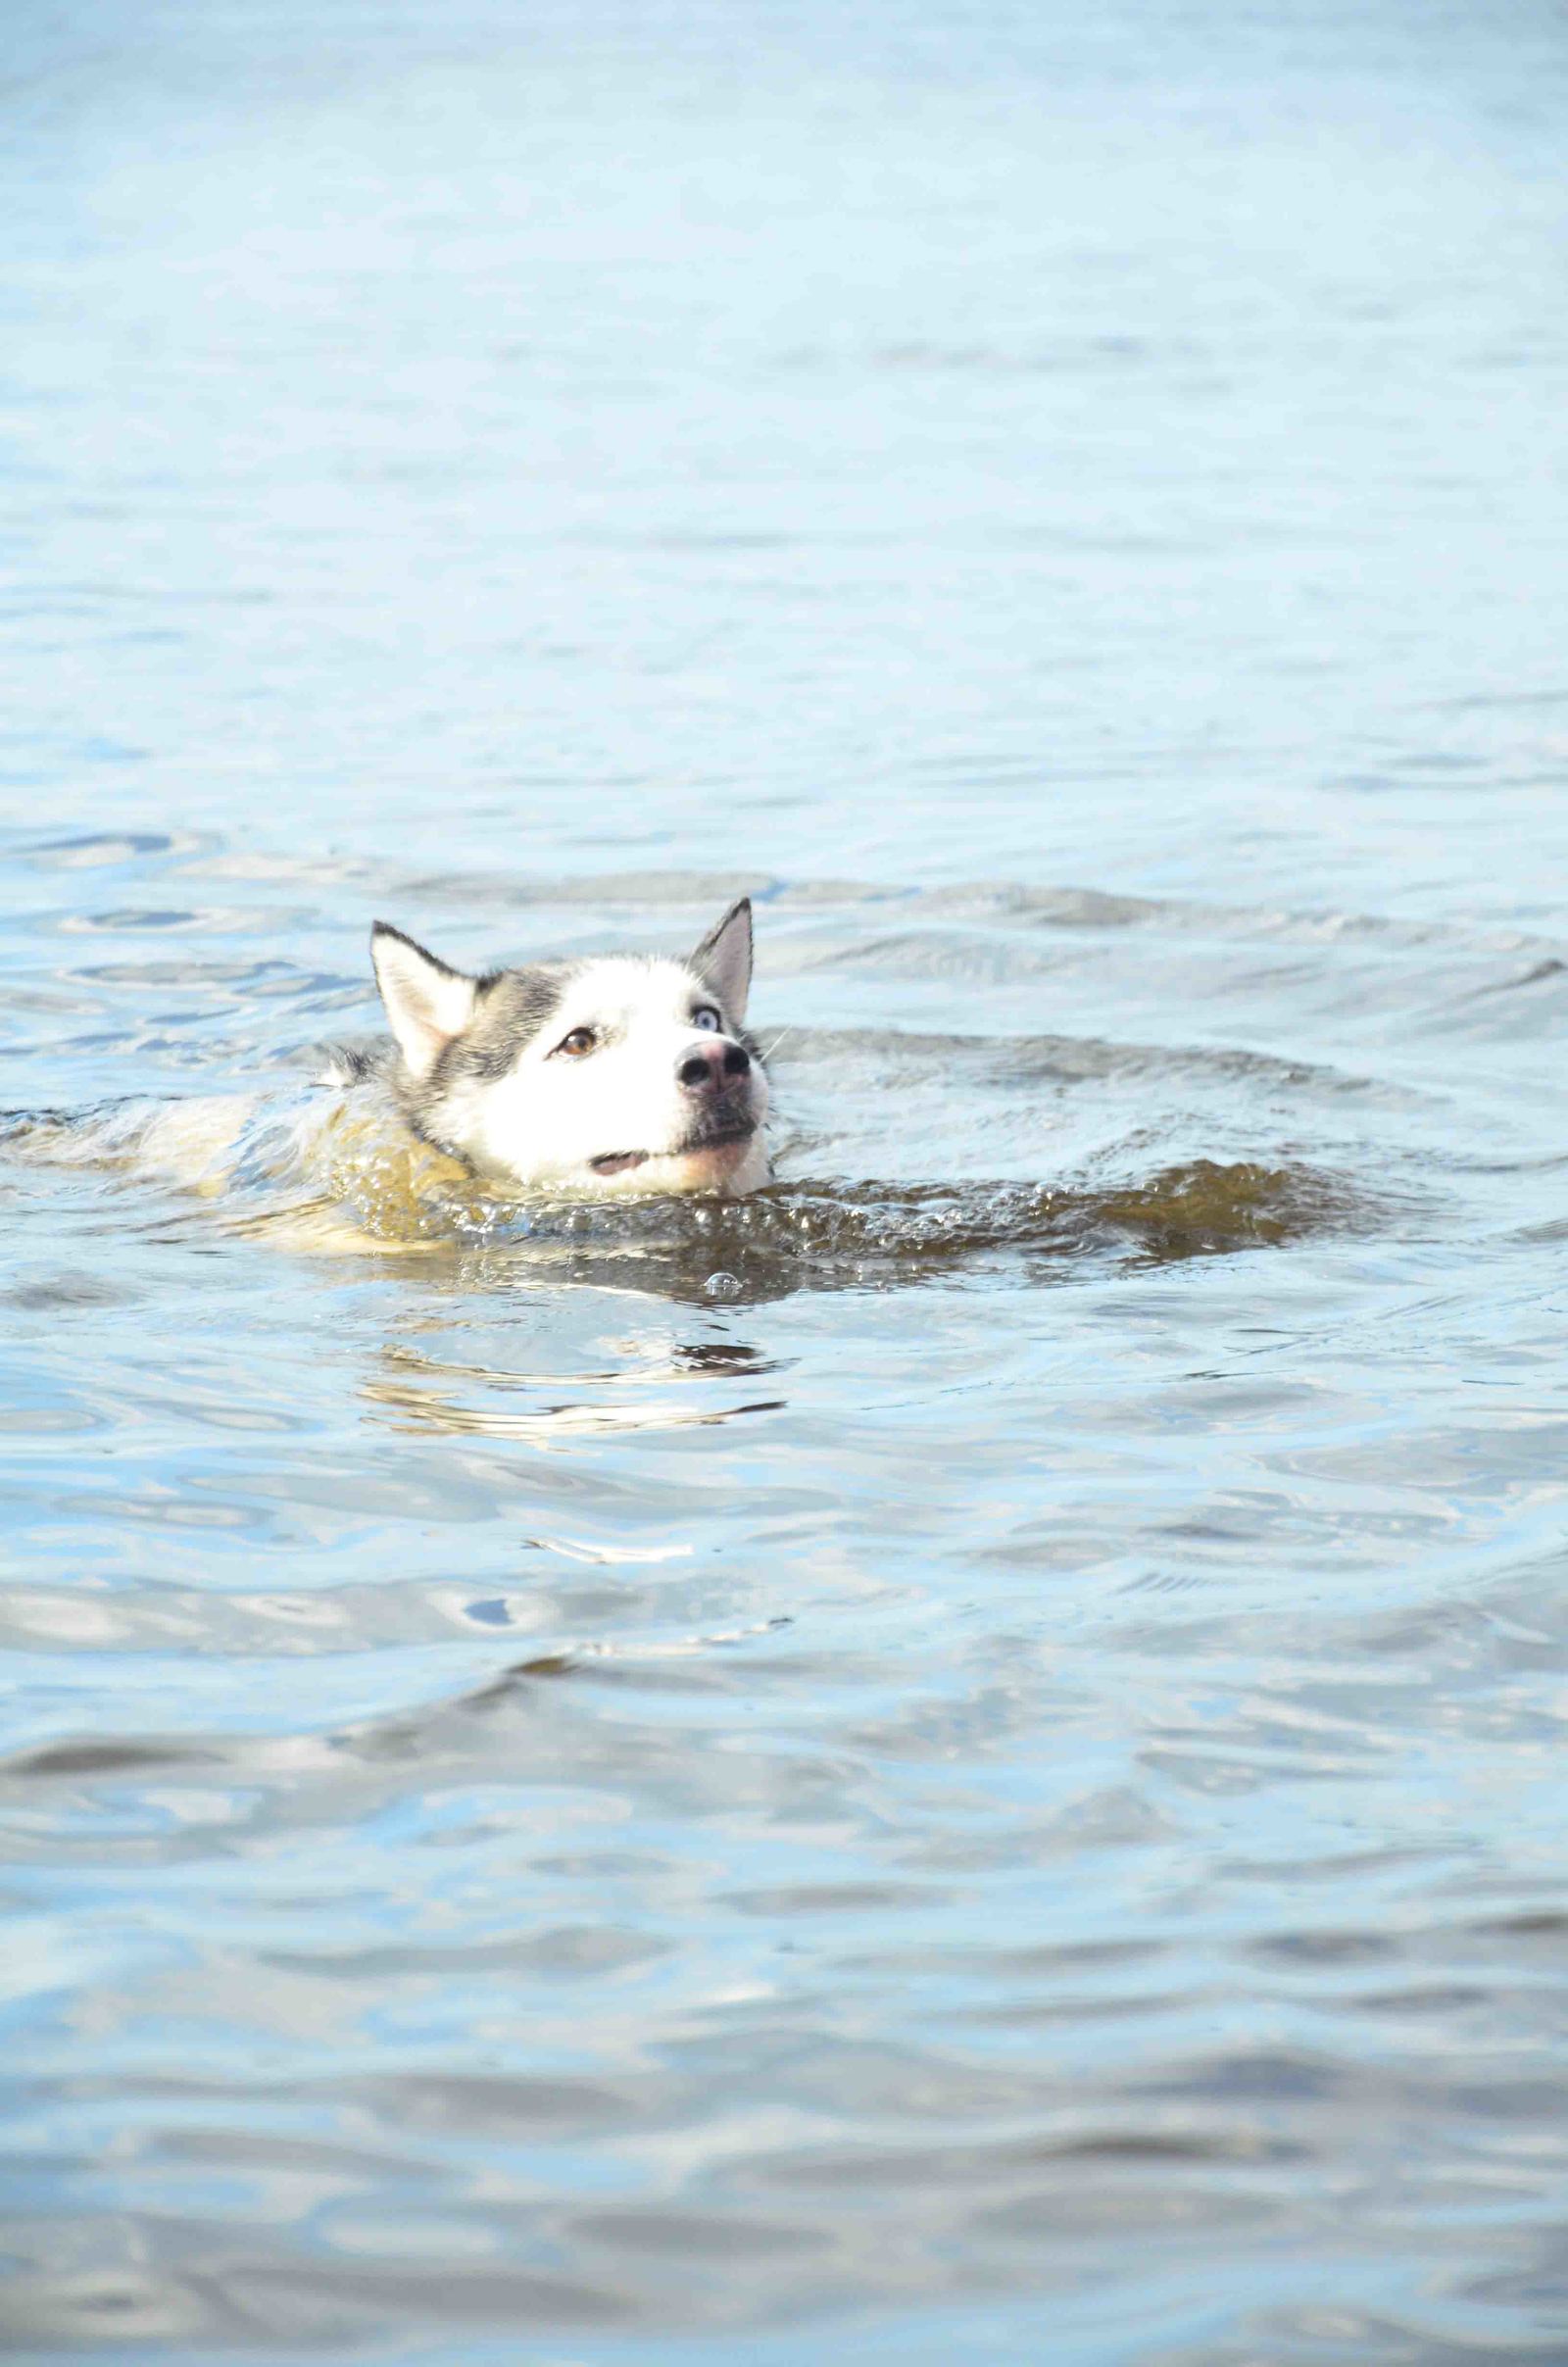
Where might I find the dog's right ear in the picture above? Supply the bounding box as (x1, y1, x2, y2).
(370, 923, 479, 1078)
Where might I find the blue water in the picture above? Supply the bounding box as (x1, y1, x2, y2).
(5, 3, 1568, 2359)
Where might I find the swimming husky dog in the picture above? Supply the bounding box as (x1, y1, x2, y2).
(344, 896, 771, 1200)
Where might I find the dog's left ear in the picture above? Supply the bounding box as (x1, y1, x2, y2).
(690, 897, 753, 1022)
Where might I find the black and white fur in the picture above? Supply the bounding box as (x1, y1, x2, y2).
(348, 898, 771, 1200)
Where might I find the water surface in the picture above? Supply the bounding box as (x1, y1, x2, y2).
(5, 4, 1568, 2361)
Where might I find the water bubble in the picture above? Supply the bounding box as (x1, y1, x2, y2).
(705, 1269, 743, 1299)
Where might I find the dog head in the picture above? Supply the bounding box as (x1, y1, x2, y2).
(368, 898, 770, 1198)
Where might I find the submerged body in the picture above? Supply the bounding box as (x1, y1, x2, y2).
(348, 897, 771, 1201)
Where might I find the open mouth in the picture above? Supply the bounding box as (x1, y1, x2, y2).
(588, 1120, 755, 1179)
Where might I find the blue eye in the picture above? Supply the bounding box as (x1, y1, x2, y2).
(693, 1006, 721, 1032)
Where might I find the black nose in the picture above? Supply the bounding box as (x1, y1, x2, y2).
(678, 1042, 751, 1091)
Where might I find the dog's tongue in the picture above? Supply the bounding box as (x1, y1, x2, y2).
(589, 1152, 648, 1176)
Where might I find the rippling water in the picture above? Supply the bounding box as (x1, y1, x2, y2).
(6, 4, 1568, 2361)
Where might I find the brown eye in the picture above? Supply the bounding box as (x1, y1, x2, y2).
(554, 1026, 596, 1058)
